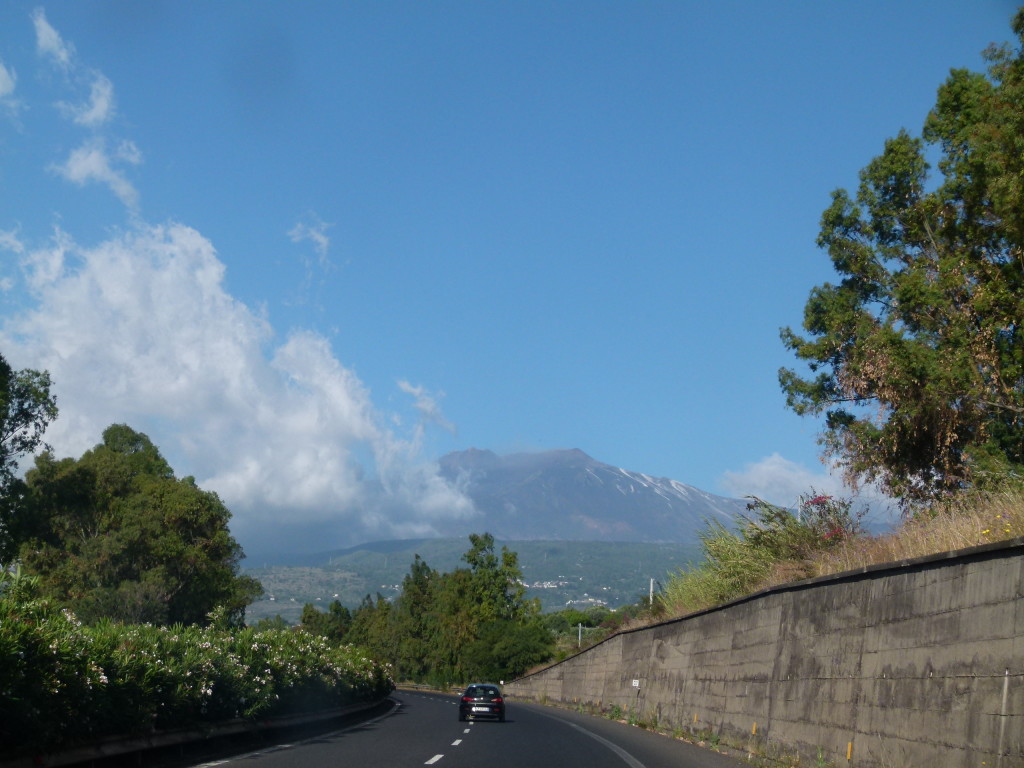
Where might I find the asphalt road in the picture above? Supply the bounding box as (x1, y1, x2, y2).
(185, 690, 749, 768)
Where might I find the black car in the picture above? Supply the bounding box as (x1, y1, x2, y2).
(458, 683, 505, 722)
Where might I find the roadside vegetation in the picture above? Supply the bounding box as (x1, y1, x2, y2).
(659, 489, 1023, 620)
(0, 363, 396, 758)
(530, 488, 1023, 661)
(1, 7, 1024, 757)
(547, 8, 1024, 645)
(0, 568, 393, 757)
(294, 533, 556, 687)
(662, 7, 1024, 630)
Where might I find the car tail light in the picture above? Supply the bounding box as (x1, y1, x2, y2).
(461, 696, 473, 702)
(493, 697, 503, 704)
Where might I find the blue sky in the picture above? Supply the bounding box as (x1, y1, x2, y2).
(0, 1, 1018, 553)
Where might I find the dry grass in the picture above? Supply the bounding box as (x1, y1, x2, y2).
(807, 489, 1024, 580)
(539, 490, 1024, 650)
(657, 488, 1024, 623)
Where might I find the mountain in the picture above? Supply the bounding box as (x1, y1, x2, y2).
(436, 448, 745, 542)
(242, 450, 746, 621)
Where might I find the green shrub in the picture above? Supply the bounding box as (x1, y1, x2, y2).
(0, 570, 107, 748)
(0, 569, 394, 755)
(660, 493, 865, 616)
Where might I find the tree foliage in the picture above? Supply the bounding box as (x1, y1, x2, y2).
(0, 353, 58, 563)
(300, 599, 352, 642)
(305, 534, 552, 685)
(15, 424, 262, 626)
(780, 11, 1024, 504)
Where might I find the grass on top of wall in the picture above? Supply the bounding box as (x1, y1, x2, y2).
(659, 489, 1024, 621)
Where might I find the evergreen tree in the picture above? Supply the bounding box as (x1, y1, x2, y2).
(17, 425, 262, 625)
(781, 11, 1024, 503)
(391, 554, 438, 681)
(0, 353, 57, 564)
(347, 593, 394, 663)
(300, 599, 352, 642)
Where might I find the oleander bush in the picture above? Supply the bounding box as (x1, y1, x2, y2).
(0, 569, 394, 756)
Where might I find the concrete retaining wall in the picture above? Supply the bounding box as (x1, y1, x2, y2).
(506, 538, 1024, 767)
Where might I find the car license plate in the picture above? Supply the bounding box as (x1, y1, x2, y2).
(472, 706, 489, 712)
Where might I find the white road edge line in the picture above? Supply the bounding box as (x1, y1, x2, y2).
(533, 710, 648, 768)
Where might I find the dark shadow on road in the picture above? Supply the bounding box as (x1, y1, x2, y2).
(51, 699, 399, 768)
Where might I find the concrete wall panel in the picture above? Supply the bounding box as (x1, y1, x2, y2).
(507, 538, 1024, 767)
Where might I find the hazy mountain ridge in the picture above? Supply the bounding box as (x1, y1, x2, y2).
(243, 450, 743, 621)
(244, 538, 702, 622)
(437, 447, 745, 542)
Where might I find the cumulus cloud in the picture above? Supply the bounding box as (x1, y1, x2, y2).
(719, 453, 840, 508)
(51, 138, 141, 208)
(1, 223, 476, 553)
(32, 8, 74, 70)
(4, 10, 475, 554)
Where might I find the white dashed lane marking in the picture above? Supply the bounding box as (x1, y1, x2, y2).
(425, 756, 444, 765)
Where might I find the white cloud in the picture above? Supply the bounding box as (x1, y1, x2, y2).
(1, 223, 475, 552)
(32, 8, 74, 70)
(31, 12, 134, 205)
(59, 72, 115, 127)
(0, 228, 26, 255)
(0, 59, 21, 120)
(719, 453, 844, 508)
(0, 60, 15, 99)
(51, 138, 141, 209)
(285, 214, 335, 310)
(719, 453, 898, 529)
(116, 139, 142, 164)
(398, 380, 456, 435)
(288, 215, 332, 263)
(21, 227, 71, 291)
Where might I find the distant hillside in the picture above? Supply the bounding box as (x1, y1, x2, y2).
(242, 449, 745, 623)
(244, 537, 703, 623)
(435, 448, 745, 542)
